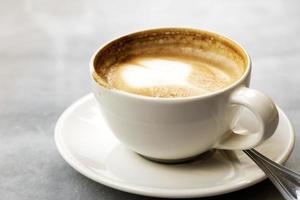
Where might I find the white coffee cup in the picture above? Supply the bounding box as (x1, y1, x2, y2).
(90, 28, 279, 162)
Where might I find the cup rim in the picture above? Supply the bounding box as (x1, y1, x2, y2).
(89, 27, 251, 102)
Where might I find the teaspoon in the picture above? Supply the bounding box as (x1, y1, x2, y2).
(243, 149, 300, 200)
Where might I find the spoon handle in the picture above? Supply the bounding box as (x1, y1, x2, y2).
(243, 149, 300, 200)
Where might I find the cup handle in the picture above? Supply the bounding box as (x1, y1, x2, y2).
(214, 87, 279, 150)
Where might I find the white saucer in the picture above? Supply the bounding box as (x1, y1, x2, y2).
(55, 94, 295, 198)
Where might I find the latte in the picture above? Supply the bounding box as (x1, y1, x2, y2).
(93, 29, 246, 98)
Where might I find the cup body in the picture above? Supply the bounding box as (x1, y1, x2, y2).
(91, 28, 251, 160)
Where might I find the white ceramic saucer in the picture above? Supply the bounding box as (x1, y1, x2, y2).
(55, 94, 295, 198)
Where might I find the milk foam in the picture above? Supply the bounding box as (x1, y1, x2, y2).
(106, 56, 242, 97)
(121, 60, 192, 87)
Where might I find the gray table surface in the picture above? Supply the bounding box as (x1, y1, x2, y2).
(1, 0, 300, 199)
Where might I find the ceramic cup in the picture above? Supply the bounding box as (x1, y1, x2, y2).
(90, 28, 279, 162)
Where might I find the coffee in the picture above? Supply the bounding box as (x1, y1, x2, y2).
(93, 29, 246, 98)
(91, 28, 279, 162)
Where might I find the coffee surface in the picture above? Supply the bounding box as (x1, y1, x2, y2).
(104, 55, 243, 97)
(92, 29, 247, 98)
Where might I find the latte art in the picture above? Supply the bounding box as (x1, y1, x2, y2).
(92, 28, 246, 98)
(106, 56, 243, 97)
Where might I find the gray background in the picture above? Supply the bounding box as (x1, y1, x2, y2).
(0, 0, 299, 199)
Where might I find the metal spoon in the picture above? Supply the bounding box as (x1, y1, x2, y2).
(243, 149, 300, 200)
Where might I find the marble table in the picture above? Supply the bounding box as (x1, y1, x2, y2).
(1, 0, 299, 199)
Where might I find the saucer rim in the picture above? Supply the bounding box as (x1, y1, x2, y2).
(55, 93, 295, 198)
